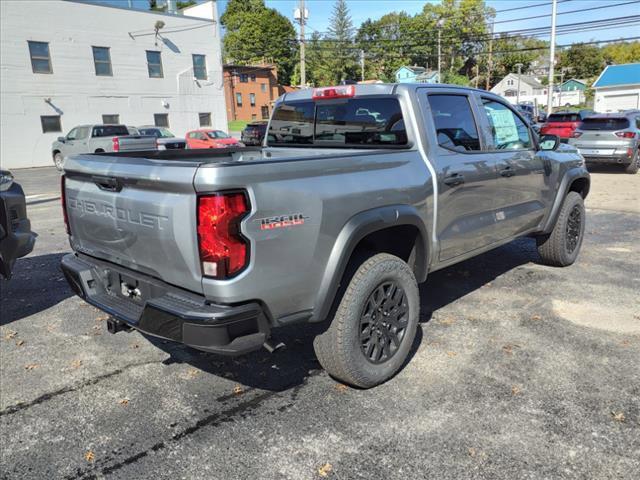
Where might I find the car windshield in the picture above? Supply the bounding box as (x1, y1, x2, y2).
(206, 131, 230, 139)
(140, 127, 174, 138)
(580, 117, 630, 130)
(548, 113, 580, 123)
(268, 97, 408, 147)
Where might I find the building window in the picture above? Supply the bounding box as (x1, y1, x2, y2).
(507, 79, 514, 86)
(199, 112, 211, 127)
(192, 54, 207, 80)
(92, 46, 112, 76)
(236, 93, 242, 106)
(250, 93, 256, 106)
(154, 113, 169, 127)
(102, 114, 119, 124)
(252, 114, 257, 120)
(261, 83, 267, 93)
(41, 115, 61, 133)
(146, 51, 163, 78)
(28, 41, 52, 74)
(239, 73, 248, 83)
(261, 106, 269, 119)
(250, 74, 256, 82)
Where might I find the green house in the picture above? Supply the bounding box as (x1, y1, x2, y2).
(560, 79, 587, 92)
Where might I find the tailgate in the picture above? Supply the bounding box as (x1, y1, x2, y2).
(118, 136, 158, 151)
(64, 154, 203, 294)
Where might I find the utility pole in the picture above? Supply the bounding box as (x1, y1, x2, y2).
(360, 50, 365, 82)
(294, 1, 308, 88)
(437, 19, 445, 83)
(486, 15, 494, 90)
(515, 63, 523, 105)
(547, 0, 557, 115)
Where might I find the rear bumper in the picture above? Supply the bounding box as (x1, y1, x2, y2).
(0, 182, 36, 278)
(583, 152, 633, 165)
(61, 253, 270, 355)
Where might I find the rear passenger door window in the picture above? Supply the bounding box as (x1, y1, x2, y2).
(427, 94, 481, 152)
(480, 99, 532, 150)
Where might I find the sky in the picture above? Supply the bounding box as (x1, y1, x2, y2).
(93, 0, 640, 46)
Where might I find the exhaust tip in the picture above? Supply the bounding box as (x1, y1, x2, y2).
(263, 339, 285, 354)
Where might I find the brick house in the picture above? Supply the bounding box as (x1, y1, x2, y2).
(223, 64, 281, 122)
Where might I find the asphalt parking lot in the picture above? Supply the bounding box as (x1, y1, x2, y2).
(1, 166, 639, 479)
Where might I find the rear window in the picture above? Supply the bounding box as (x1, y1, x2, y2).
(580, 117, 630, 131)
(92, 125, 129, 137)
(268, 97, 408, 147)
(548, 113, 580, 123)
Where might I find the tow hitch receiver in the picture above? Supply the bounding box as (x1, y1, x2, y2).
(107, 317, 132, 334)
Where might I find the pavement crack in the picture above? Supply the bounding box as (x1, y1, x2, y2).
(0, 359, 161, 418)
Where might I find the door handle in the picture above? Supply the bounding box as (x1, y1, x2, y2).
(500, 166, 515, 178)
(443, 173, 465, 187)
(92, 175, 122, 192)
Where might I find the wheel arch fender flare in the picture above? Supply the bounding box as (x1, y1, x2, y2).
(542, 167, 590, 234)
(310, 204, 429, 323)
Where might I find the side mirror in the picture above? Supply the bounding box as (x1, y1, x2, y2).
(539, 134, 560, 151)
(57, 136, 66, 143)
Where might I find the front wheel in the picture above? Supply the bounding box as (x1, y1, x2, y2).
(313, 253, 420, 388)
(53, 153, 64, 171)
(536, 191, 585, 267)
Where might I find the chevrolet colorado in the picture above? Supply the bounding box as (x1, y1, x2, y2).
(60, 84, 590, 388)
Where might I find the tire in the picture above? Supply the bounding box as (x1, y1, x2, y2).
(623, 150, 639, 174)
(53, 152, 64, 171)
(313, 253, 420, 388)
(536, 191, 585, 267)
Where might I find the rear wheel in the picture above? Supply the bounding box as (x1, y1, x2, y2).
(624, 149, 639, 174)
(536, 191, 585, 267)
(313, 253, 420, 388)
(53, 152, 64, 171)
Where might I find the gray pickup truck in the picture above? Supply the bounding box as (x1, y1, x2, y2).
(52, 124, 157, 170)
(60, 84, 590, 388)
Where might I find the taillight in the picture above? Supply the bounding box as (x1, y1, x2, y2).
(197, 192, 249, 279)
(312, 85, 355, 100)
(112, 136, 120, 151)
(571, 131, 582, 138)
(615, 131, 636, 138)
(61, 175, 70, 235)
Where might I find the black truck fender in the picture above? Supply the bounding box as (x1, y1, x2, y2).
(541, 166, 590, 234)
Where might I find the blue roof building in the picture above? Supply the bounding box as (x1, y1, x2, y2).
(592, 63, 640, 112)
(395, 66, 440, 84)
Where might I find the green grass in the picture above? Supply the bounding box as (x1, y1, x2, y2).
(228, 120, 249, 132)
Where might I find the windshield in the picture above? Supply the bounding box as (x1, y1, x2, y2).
(548, 113, 580, 123)
(268, 97, 408, 147)
(206, 131, 230, 139)
(580, 117, 630, 130)
(140, 127, 174, 138)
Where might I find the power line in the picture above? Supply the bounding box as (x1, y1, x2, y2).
(492, 0, 640, 24)
(492, 0, 570, 14)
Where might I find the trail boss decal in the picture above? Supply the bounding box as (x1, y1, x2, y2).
(256, 213, 308, 230)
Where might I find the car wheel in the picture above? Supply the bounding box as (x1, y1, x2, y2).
(313, 253, 420, 388)
(536, 191, 585, 267)
(53, 153, 64, 171)
(623, 149, 639, 174)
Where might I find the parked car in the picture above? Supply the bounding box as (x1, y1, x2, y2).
(137, 126, 186, 150)
(540, 110, 594, 141)
(569, 111, 640, 174)
(51, 124, 157, 170)
(0, 170, 36, 279)
(241, 121, 268, 146)
(60, 84, 589, 388)
(185, 129, 241, 149)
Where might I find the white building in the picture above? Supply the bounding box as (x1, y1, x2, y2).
(0, 0, 227, 170)
(491, 73, 584, 108)
(592, 63, 640, 112)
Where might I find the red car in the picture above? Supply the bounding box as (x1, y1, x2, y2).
(540, 111, 594, 141)
(185, 129, 240, 149)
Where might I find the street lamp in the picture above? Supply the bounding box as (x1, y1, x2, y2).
(436, 19, 445, 83)
(514, 63, 523, 105)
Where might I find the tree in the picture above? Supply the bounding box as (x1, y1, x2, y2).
(148, 0, 196, 11)
(324, 0, 358, 83)
(557, 43, 605, 79)
(220, 0, 297, 84)
(602, 41, 640, 65)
